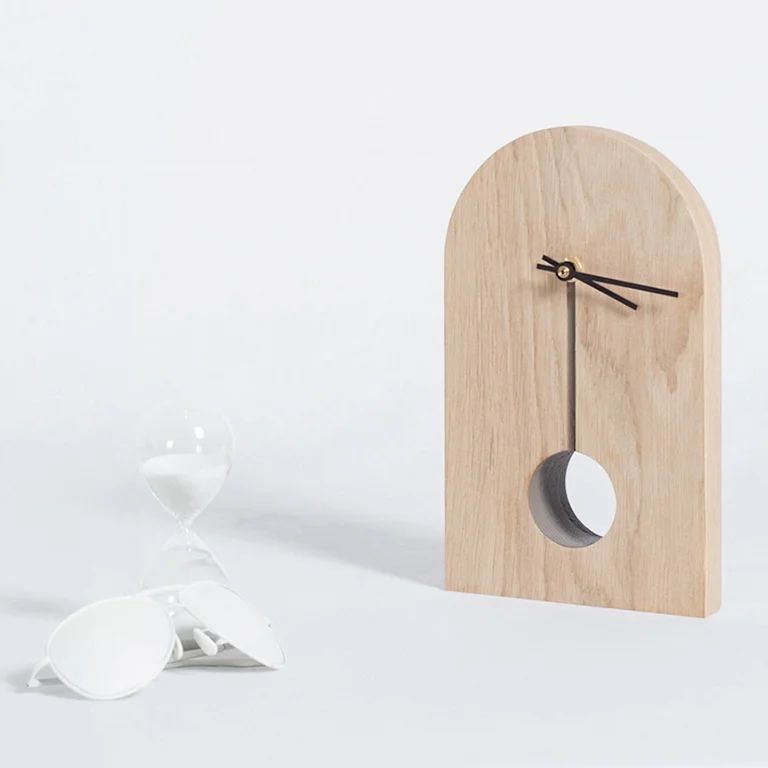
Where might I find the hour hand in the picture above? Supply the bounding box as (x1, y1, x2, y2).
(575, 274, 638, 310)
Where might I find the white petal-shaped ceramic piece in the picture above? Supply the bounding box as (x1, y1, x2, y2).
(180, 582, 286, 669)
(47, 595, 176, 700)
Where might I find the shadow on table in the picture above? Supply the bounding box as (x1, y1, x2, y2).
(0, 593, 81, 619)
(223, 507, 444, 588)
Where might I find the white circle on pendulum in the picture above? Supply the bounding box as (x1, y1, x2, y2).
(564, 452, 616, 537)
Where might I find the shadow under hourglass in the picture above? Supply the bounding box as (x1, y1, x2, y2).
(220, 505, 444, 588)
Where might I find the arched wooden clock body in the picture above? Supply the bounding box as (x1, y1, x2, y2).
(445, 127, 720, 617)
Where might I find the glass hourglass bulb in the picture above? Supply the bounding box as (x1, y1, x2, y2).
(138, 403, 233, 588)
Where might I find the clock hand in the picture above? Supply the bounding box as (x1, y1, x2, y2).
(573, 274, 638, 310)
(541, 254, 678, 296)
(538, 256, 679, 309)
(537, 258, 638, 309)
(575, 271, 679, 298)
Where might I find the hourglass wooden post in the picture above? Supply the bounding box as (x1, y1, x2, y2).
(444, 127, 721, 617)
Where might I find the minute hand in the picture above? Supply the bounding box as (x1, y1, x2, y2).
(574, 270, 679, 298)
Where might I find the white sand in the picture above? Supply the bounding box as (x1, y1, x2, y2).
(141, 453, 229, 523)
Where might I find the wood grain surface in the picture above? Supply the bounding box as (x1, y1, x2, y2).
(445, 126, 720, 616)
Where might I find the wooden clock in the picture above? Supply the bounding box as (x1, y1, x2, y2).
(445, 126, 720, 617)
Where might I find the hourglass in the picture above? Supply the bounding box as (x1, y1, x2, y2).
(138, 403, 233, 588)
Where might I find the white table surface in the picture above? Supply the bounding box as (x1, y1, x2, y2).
(2, 441, 766, 768)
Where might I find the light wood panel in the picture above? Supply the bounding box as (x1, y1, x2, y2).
(445, 126, 720, 617)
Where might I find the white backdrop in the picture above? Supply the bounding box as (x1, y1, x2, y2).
(2, 2, 767, 766)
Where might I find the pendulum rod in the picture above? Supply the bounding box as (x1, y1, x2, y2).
(567, 282, 576, 452)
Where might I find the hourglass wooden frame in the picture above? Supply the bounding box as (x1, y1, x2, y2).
(444, 127, 720, 617)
